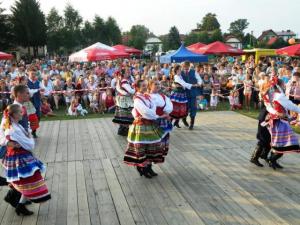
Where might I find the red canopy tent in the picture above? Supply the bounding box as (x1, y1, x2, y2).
(0, 51, 13, 60)
(69, 42, 129, 62)
(113, 45, 142, 56)
(197, 41, 244, 56)
(276, 44, 300, 56)
(187, 42, 206, 53)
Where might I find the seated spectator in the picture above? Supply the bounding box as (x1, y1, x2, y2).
(68, 98, 88, 116)
(63, 78, 76, 109)
(41, 98, 56, 117)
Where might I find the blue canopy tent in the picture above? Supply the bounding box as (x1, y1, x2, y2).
(160, 44, 208, 63)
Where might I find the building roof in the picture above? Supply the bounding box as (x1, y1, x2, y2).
(146, 37, 162, 44)
(258, 29, 277, 41)
(275, 30, 296, 36)
(224, 35, 242, 43)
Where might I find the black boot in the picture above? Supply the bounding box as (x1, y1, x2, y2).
(189, 117, 195, 130)
(4, 188, 21, 208)
(268, 153, 284, 170)
(117, 125, 127, 136)
(173, 120, 181, 128)
(147, 164, 158, 177)
(136, 166, 152, 178)
(182, 118, 189, 127)
(260, 147, 271, 163)
(0, 176, 8, 186)
(15, 203, 34, 216)
(32, 130, 38, 139)
(250, 145, 264, 167)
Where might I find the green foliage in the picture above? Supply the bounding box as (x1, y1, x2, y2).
(105, 17, 122, 45)
(197, 13, 220, 32)
(62, 4, 83, 53)
(0, 2, 14, 50)
(228, 19, 249, 40)
(164, 26, 181, 50)
(184, 31, 210, 46)
(46, 7, 64, 54)
(11, 0, 47, 56)
(243, 33, 257, 48)
(210, 29, 223, 42)
(128, 25, 150, 50)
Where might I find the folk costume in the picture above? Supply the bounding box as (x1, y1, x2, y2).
(150, 92, 173, 158)
(262, 82, 300, 169)
(181, 68, 203, 130)
(170, 74, 192, 127)
(124, 92, 165, 171)
(112, 77, 135, 136)
(2, 120, 51, 203)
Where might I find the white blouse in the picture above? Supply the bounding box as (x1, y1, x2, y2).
(132, 93, 158, 120)
(150, 93, 173, 114)
(174, 75, 192, 90)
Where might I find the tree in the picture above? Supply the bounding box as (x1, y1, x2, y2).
(93, 15, 108, 44)
(81, 21, 95, 46)
(165, 26, 181, 50)
(228, 19, 249, 39)
(128, 25, 150, 50)
(198, 13, 220, 32)
(184, 31, 210, 46)
(243, 32, 257, 48)
(11, 0, 47, 56)
(0, 2, 14, 50)
(62, 4, 83, 52)
(105, 16, 122, 45)
(209, 29, 223, 42)
(46, 7, 64, 54)
(269, 38, 289, 49)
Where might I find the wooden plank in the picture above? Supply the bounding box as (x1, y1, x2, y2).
(75, 161, 91, 225)
(86, 120, 106, 159)
(55, 121, 68, 162)
(74, 120, 83, 161)
(44, 121, 60, 163)
(89, 159, 119, 225)
(55, 162, 68, 225)
(82, 161, 101, 225)
(67, 121, 76, 162)
(102, 158, 135, 225)
(67, 161, 78, 225)
(36, 162, 54, 225)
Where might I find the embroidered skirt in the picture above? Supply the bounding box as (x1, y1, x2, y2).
(112, 106, 134, 125)
(124, 118, 165, 166)
(2, 147, 50, 203)
(270, 119, 300, 153)
(28, 114, 39, 131)
(157, 118, 173, 134)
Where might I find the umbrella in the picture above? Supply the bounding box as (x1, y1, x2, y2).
(160, 44, 208, 63)
(0, 51, 13, 60)
(69, 42, 129, 62)
(113, 44, 142, 56)
(276, 44, 300, 56)
(197, 41, 244, 56)
(187, 42, 206, 53)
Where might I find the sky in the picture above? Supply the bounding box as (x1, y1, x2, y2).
(1, 0, 299, 37)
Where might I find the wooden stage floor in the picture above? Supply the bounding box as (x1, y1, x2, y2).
(1, 111, 300, 225)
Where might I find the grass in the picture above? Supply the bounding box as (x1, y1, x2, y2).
(41, 108, 114, 121)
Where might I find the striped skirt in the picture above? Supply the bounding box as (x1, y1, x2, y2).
(112, 106, 134, 125)
(11, 170, 51, 203)
(170, 102, 188, 119)
(28, 114, 39, 131)
(2, 147, 50, 203)
(270, 119, 300, 153)
(157, 118, 173, 134)
(161, 133, 170, 157)
(124, 118, 165, 166)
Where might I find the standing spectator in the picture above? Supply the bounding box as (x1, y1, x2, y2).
(236, 68, 245, 106)
(0, 79, 10, 111)
(27, 66, 43, 122)
(244, 73, 253, 110)
(161, 64, 170, 77)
